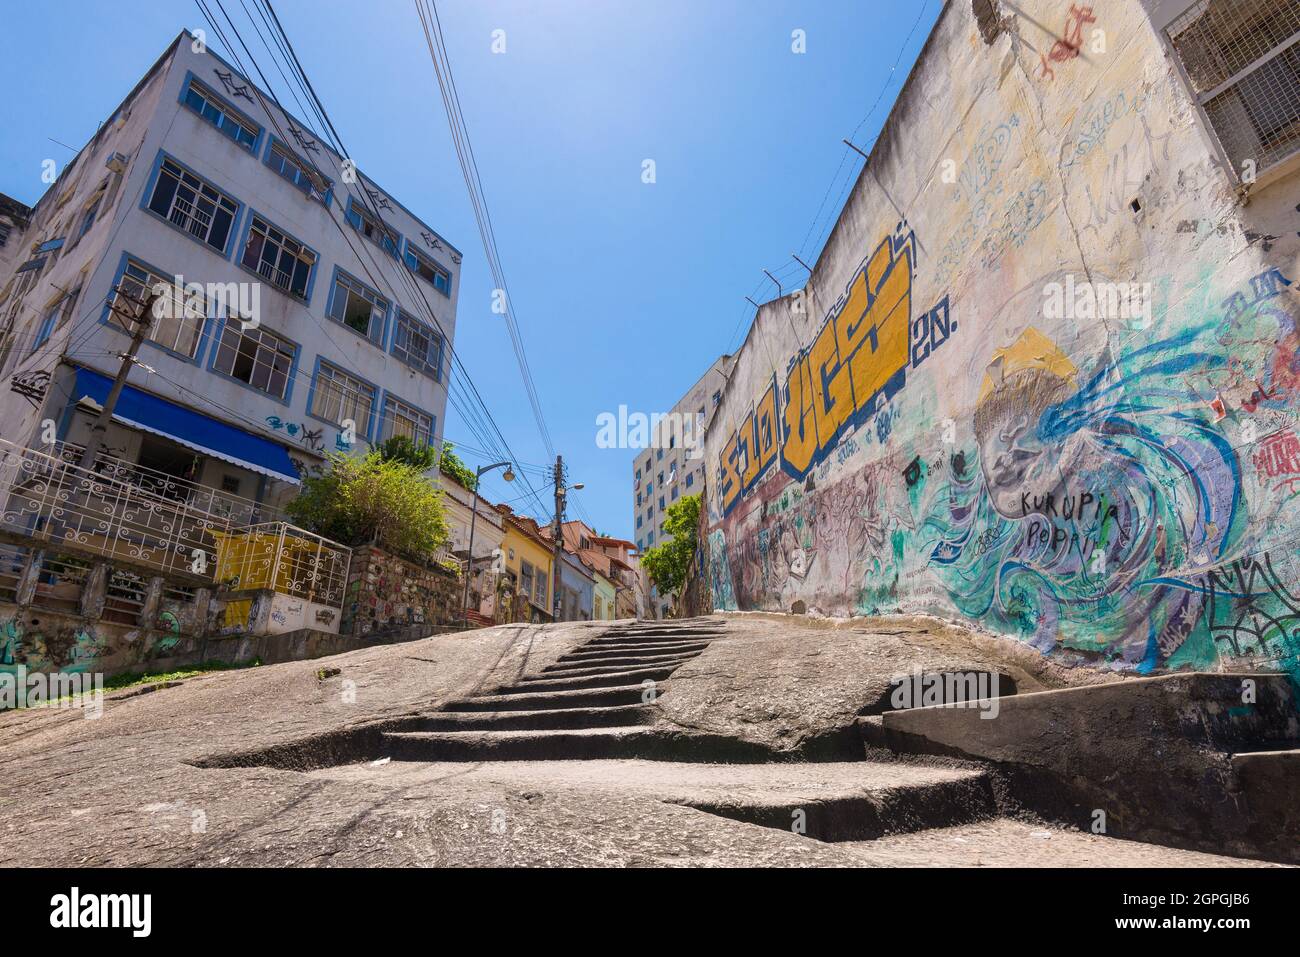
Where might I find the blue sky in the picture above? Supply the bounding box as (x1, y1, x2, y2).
(0, 0, 940, 540)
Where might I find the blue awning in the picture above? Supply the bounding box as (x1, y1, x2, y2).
(73, 367, 300, 483)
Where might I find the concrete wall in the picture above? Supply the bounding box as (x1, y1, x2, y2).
(705, 0, 1300, 680)
(340, 544, 462, 637)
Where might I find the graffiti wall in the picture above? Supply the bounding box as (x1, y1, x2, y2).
(705, 0, 1300, 679)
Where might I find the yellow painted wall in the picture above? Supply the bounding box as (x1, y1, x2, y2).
(501, 523, 552, 612)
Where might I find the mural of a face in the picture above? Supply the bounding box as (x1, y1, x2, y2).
(974, 366, 1074, 518)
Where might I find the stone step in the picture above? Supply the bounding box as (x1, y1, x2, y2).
(678, 768, 998, 843)
(858, 671, 1300, 865)
(505, 664, 679, 693)
(411, 704, 654, 732)
(586, 632, 725, 647)
(442, 684, 649, 712)
(379, 726, 776, 763)
(560, 640, 713, 660)
(1230, 747, 1300, 857)
(541, 653, 702, 677)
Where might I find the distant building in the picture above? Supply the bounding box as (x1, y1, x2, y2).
(632, 353, 733, 617)
(496, 506, 553, 623)
(0, 30, 459, 514)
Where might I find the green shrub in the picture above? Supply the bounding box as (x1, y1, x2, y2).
(286, 451, 451, 564)
(639, 494, 700, 600)
(375, 435, 439, 471)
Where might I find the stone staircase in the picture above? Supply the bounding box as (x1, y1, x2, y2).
(379, 619, 775, 762)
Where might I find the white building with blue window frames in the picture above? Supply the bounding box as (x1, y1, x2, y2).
(0, 30, 460, 515)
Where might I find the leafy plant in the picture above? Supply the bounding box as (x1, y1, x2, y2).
(286, 451, 451, 564)
(439, 442, 478, 491)
(639, 494, 700, 601)
(375, 434, 439, 471)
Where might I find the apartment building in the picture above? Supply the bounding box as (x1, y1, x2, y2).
(631, 353, 732, 617)
(0, 31, 460, 514)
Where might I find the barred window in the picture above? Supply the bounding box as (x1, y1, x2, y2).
(1166, 0, 1300, 177)
(147, 158, 238, 252)
(212, 317, 294, 398)
(310, 362, 375, 432)
(241, 216, 315, 299)
(391, 309, 444, 379)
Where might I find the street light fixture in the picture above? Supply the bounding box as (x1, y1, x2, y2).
(461, 460, 514, 626)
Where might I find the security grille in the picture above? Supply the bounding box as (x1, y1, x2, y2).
(1167, 0, 1300, 177)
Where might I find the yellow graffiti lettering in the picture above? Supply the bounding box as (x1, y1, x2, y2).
(810, 315, 853, 442)
(754, 382, 778, 475)
(781, 353, 820, 477)
(719, 432, 742, 514)
(840, 236, 912, 410)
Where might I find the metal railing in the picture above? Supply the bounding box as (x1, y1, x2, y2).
(51, 440, 282, 527)
(213, 521, 350, 610)
(0, 437, 260, 579)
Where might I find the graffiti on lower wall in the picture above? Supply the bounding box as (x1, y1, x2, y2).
(709, 256, 1300, 677)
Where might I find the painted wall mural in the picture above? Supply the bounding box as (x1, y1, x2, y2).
(704, 0, 1300, 681)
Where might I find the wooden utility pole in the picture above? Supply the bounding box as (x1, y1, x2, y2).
(77, 288, 160, 470)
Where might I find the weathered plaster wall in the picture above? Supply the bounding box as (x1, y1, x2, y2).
(705, 0, 1300, 679)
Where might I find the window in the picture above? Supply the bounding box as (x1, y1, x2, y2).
(659, 496, 665, 510)
(241, 216, 315, 300)
(182, 79, 258, 151)
(685, 473, 694, 488)
(311, 362, 375, 433)
(114, 260, 206, 358)
(636, 468, 642, 480)
(147, 158, 238, 253)
(713, 390, 721, 406)
(211, 317, 294, 398)
(657, 449, 663, 461)
(671, 487, 679, 501)
(520, 561, 534, 602)
(32, 298, 68, 353)
(345, 197, 399, 257)
(0, 223, 8, 248)
(76, 198, 101, 242)
(403, 244, 451, 295)
(1166, 0, 1300, 177)
(327, 271, 388, 343)
(380, 394, 433, 446)
(265, 140, 330, 201)
(392, 310, 444, 379)
(221, 475, 242, 495)
(637, 516, 643, 529)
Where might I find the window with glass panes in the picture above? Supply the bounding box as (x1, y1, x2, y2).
(146, 158, 238, 252)
(310, 362, 375, 433)
(380, 395, 433, 445)
(392, 310, 443, 379)
(241, 216, 315, 299)
(114, 261, 205, 358)
(212, 317, 294, 398)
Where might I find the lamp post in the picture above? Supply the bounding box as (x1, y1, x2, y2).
(461, 460, 514, 626)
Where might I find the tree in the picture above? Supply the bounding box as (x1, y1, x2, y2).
(639, 494, 700, 603)
(439, 442, 478, 491)
(375, 435, 439, 471)
(285, 451, 451, 565)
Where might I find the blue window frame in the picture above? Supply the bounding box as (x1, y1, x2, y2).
(402, 242, 451, 296)
(239, 213, 317, 302)
(264, 137, 332, 204)
(391, 309, 444, 380)
(208, 316, 297, 402)
(307, 360, 377, 440)
(685, 472, 694, 488)
(143, 153, 241, 257)
(105, 254, 212, 363)
(345, 196, 400, 258)
(326, 268, 388, 344)
(180, 75, 260, 152)
(378, 392, 435, 447)
(32, 293, 75, 354)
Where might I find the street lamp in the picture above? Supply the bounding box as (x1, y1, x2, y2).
(462, 460, 514, 625)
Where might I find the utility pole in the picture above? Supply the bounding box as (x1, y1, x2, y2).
(77, 287, 160, 470)
(551, 454, 564, 623)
